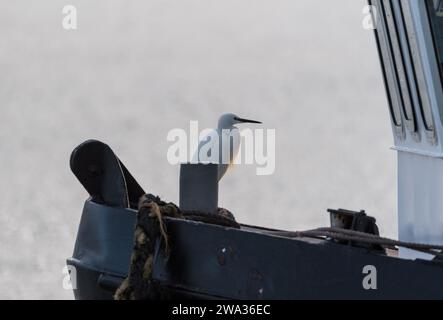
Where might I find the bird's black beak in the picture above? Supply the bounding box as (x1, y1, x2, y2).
(234, 117, 262, 124)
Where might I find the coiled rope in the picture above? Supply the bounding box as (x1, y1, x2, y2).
(115, 194, 443, 299)
(114, 194, 239, 300)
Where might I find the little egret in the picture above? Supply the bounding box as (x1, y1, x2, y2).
(194, 113, 262, 181)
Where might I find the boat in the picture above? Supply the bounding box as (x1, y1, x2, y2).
(66, 0, 443, 299)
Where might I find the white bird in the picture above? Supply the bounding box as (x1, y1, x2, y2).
(194, 113, 262, 181)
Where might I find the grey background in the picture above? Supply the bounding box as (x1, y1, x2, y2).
(0, 0, 396, 299)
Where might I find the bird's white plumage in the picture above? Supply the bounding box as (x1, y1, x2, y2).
(193, 113, 261, 181)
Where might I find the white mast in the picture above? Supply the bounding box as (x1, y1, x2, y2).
(373, 0, 443, 259)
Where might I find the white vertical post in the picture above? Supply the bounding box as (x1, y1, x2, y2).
(398, 151, 443, 259)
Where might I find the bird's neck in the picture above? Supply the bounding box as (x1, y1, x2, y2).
(218, 126, 238, 132)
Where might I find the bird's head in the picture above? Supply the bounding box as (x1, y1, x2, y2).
(218, 113, 262, 129)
